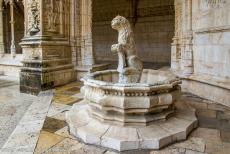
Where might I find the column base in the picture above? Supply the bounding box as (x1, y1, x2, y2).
(75, 63, 109, 80)
(20, 67, 75, 95)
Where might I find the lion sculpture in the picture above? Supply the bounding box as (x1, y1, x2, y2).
(111, 15, 143, 83)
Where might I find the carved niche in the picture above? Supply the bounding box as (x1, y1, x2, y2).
(43, 0, 69, 37)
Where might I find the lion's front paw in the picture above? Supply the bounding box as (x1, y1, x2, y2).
(111, 44, 118, 53)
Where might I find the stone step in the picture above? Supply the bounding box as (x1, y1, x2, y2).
(0, 90, 54, 154)
(66, 101, 198, 151)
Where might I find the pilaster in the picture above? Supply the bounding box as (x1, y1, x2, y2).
(0, 0, 5, 57)
(76, 0, 108, 80)
(20, 0, 75, 95)
(80, 0, 95, 66)
(171, 0, 182, 71)
(9, 0, 16, 58)
(181, 0, 194, 76)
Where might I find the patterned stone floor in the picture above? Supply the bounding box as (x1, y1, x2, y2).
(1, 76, 230, 154)
(34, 82, 230, 154)
(0, 75, 37, 148)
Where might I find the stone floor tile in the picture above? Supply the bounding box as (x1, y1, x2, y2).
(70, 145, 106, 154)
(55, 126, 75, 139)
(150, 147, 186, 154)
(190, 128, 222, 143)
(185, 149, 206, 154)
(220, 130, 230, 143)
(50, 110, 68, 121)
(205, 142, 222, 154)
(104, 150, 120, 154)
(34, 131, 65, 154)
(72, 92, 84, 99)
(222, 142, 230, 154)
(0, 144, 36, 154)
(0, 84, 36, 148)
(13, 120, 44, 134)
(42, 117, 67, 133)
(47, 103, 71, 117)
(174, 137, 205, 153)
(2, 132, 39, 148)
(65, 86, 80, 93)
(43, 138, 84, 154)
(53, 95, 82, 105)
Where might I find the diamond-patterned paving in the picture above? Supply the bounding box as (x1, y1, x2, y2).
(0, 77, 230, 153)
(33, 81, 230, 154)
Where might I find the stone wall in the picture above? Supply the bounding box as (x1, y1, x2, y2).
(192, 0, 230, 79)
(171, 0, 230, 107)
(92, 0, 174, 66)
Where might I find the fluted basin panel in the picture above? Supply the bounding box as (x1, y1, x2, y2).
(81, 69, 182, 126)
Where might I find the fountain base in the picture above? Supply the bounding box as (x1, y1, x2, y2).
(66, 100, 197, 151)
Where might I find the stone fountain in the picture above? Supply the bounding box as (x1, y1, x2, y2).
(66, 16, 197, 151)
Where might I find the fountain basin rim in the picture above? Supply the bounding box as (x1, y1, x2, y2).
(81, 69, 181, 91)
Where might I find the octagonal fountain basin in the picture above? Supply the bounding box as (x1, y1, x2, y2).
(80, 69, 182, 126)
(66, 69, 198, 151)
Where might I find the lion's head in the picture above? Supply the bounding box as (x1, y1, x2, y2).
(111, 15, 130, 30)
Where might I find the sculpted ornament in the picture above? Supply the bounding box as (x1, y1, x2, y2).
(47, 0, 59, 32)
(29, 0, 40, 35)
(111, 15, 143, 83)
(205, 0, 226, 8)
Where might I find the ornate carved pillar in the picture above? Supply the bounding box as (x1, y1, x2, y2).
(181, 0, 193, 76)
(20, 0, 75, 95)
(0, 0, 5, 57)
(10, 0, 16, 57)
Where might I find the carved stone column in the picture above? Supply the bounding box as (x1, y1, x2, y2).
(10, 0, 16, 57)
(75, 0, 108, 80)
(171, 0, 182, 71)
(0, 0, 5, 57)
(80, 0, 95, 66)
(20, 0, 75, 95)
(181, 0, 193, 76)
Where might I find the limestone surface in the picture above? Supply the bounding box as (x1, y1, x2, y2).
(111, 16, 143, 83)
(66, 100, 197, 151)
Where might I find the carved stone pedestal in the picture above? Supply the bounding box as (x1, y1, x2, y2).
(20, 0, 75, 95)
(20, 39, 75, 95)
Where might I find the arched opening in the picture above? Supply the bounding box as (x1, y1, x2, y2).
(3, 0, 24, 54)
(92, 0, 175, 69)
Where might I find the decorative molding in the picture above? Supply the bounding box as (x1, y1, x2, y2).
(195, 25, 230, 34)
(28, 0, 40, 35)
(205, 0, 226, 8)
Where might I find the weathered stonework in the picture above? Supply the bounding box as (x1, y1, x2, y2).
(20, 0, 75, 95)
(171, 0, 230, 107)
(111, 15, 143, 83)
(66, 17, 197, 152)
